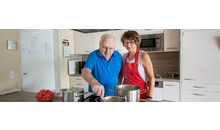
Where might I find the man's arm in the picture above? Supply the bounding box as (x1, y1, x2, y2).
(81, 68, 105, 99)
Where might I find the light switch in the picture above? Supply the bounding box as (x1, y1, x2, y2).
(10, 71, 15, 75)
(10, 70, 15, 79)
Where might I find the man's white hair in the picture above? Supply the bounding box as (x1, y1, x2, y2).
(99, 33, 116, 45)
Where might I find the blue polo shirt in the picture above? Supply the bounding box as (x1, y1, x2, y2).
(83, 49, 123, 96)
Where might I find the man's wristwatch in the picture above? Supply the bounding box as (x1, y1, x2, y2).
(147, 96, 153, 99)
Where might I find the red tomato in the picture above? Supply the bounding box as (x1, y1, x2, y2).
(36, 89, 55, 102)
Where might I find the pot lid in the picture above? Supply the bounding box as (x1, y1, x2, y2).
(72, 87, 84, 92)
(64, 88, 84, 93)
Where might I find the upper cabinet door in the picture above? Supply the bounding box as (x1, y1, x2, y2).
(75, 31, 93, 54)
(92, 31, 113, 51)
(164, 29, 180, 52)
(137, 29, 163, 35)
(181, 29, 220, 84)
(112, 30, 128, 53)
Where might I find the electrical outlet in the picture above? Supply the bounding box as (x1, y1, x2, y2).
(10, 70, 15, 79)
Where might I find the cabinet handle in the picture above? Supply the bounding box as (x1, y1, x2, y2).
(85, 51, 91, 52)
(184, 78, 195, 80)
(193, 93, 206, 96)
(166, 47, 177, 49)
(76, 78, 82, 80)
(165, 84, 175, 86)
(23, 73, 27, 75)
(193, 86, 206, 89)
(76, 83, 83, 85)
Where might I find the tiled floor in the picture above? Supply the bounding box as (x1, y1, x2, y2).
(0, 91, 38, 102)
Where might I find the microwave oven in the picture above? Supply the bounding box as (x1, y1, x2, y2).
(68, 60, 86, 75)
(138, 33, 164, 52)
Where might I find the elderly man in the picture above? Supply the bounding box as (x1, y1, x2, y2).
(81, 34, 123, 100)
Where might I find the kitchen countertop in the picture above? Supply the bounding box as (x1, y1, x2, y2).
(155, 77, 180, 82)
(70, 74, 180, 82)
(0, 91, 159, 102)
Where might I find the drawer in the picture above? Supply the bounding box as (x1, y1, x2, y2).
(180, 89, 220, 102)
(164, 82, 179, 102)
(153, 88, 163, 101)
(164, 82, 179, 87)
(181, 83, 220, 92)
(71, 82, 88, 92)
(71, 76, 86, 82)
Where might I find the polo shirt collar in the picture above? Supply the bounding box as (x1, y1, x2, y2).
(97, 49, 116, 58)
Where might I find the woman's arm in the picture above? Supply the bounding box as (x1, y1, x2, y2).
(141, 52, 155, 100)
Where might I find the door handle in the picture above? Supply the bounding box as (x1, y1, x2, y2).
(165, 84, 175, 86)
(166, 47, 177, 49)
(193, 86, 206, 89)
(184, 78, 195, 80)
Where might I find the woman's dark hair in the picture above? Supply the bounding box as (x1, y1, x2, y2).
(121, 30, 141, 46)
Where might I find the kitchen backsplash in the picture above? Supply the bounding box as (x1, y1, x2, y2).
(148, 52, 179, 77)
(70, 52, 179, 77)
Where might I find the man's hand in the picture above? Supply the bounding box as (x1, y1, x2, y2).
(81, 68, 105, 99)
(91, 84, 105, 99)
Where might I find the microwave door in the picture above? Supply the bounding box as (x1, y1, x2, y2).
(141, 38, 156, 48)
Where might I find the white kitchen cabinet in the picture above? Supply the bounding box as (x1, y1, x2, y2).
(137, 29, 163, 35)
(112, 30, 128, 53)
(181, 82, 220, 92)
(75, 31, 93, 54)
(181, 29, 220, 84)
(180, 29, 220, 102)
(181, 89, 220, 102)
(70, 76, 89, 92)
(163, 81, 179, 102)
(182, 29, 215, 32)
(164, 29, 180, 52)
(153, 88, 163, 101)
(92, 31, 113, 51)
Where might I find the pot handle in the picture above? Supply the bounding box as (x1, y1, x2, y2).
(95, 97, 100, 102)
(109, 87, 115, 93)
(75, 92, 88, 97)
(139, 89, 146, 94)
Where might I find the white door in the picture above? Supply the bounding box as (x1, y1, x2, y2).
(20, 29, 55, 93)
(181, 29, 220, 84)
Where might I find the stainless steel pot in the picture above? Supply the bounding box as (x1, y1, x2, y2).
(63, 87, 87, 102)
(109, 85, 146, 102)
(60, 88, 69, 102)
(95, 96, 126, 102)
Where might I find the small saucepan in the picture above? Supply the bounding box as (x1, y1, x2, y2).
(95, 96, 126, 102)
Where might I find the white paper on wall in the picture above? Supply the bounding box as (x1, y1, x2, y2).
(45, 42, 52, 55)
(45, 55, 54, 68)
(31, 33, 40, 47)
(29, 47, 41, 57)
(21, 47, 29, 55)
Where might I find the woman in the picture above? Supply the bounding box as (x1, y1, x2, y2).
(121, 30, 155, 100)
